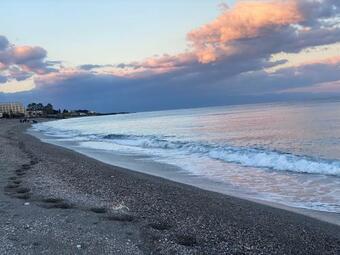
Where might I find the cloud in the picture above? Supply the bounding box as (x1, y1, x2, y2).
(291, 55, 340, 67)
(11, 46, 46, 64)
(0, 75, 7, 83)
(0, 37, 57, 84)
(182, 0, 340, 64)
(117, 0, 340, 79)
(79, 64, 106, 70)
(0, 36, 9, 50)
(8, 66, 33, 81)
(187, 0, 303, 63)
(34, 67, 92, 87)
(11, 46, 48, 73)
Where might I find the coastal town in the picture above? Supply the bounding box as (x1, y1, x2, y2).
(0, 102, 129, 119)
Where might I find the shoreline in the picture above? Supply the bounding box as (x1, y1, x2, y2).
(29, 124, 340, 227)
(1, 119, 340, 254)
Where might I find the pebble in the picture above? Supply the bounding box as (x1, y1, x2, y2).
(76, 244, 81, 249)
(24, 202, 30, 206)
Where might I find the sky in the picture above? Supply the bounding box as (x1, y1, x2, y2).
(1, 0, 229, 65)
(0, 0, 339, 112)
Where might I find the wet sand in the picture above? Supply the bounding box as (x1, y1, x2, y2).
(0, 119, 340, 254)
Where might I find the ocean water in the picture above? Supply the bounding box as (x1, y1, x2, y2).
(32, 101, 340, 213)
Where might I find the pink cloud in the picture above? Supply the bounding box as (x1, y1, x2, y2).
(0, 62, 6, 70)
(187, 0, 303, 63)
(122, 0, 339, 72)
(11, 46, 46, 63)
(302, 56, 340, 66)
(35, 68, 89, 87)
(0, 39, 57, 84)
(121, 53, 195, 76)
(123, 0, 304, 70)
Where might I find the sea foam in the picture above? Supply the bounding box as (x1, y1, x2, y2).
(34, 121, 340, 177)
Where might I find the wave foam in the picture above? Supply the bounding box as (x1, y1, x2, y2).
(99, 133, 340, 176)
(32, 123, 340, 177)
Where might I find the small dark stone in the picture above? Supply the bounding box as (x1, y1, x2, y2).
(90, 207, 107, 214)
(21, 164, 30, 170)
(32, 241, 41, 247)
(30, 160, 38, 165)
(50, 202, 73, 209)
(175, 234, 197, 247)
(42, 198, 63, 203)
(15, 194, 30, 200)
(106, 213, 134, 222)
(16, 188, 30, 194)
(149, 221, 172, 231)
(5, 184, 19, 189)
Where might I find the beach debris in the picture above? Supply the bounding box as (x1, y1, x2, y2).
(24, 202, 30, 206)
(76, 244, 82, 249)
(111, 203, 129, 212)
(105, 202, 134, 222)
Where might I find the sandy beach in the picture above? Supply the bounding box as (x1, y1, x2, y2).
(0, 119, 339, 254)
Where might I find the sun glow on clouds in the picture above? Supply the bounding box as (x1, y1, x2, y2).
(268, 43, 340, 72)
(0, 77, 35, 93)
(187, 0, 303, 63)
(117, 0, 307, 72)
(34, 67, 89, 87)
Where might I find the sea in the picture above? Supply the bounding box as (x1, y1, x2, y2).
(31, 101, 340, 213)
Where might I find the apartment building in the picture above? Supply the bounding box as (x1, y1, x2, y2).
(0, 102, 26, 116)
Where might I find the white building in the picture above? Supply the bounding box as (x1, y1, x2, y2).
(0, 102, 26, 116)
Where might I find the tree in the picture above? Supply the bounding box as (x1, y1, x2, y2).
(37, 103, 44, 110)
(27, 103, 37, 111)
(43, 103, 54, 114)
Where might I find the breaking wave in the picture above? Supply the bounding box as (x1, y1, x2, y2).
(34, 121, 340, 177)
(100, 133, 340, 176)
